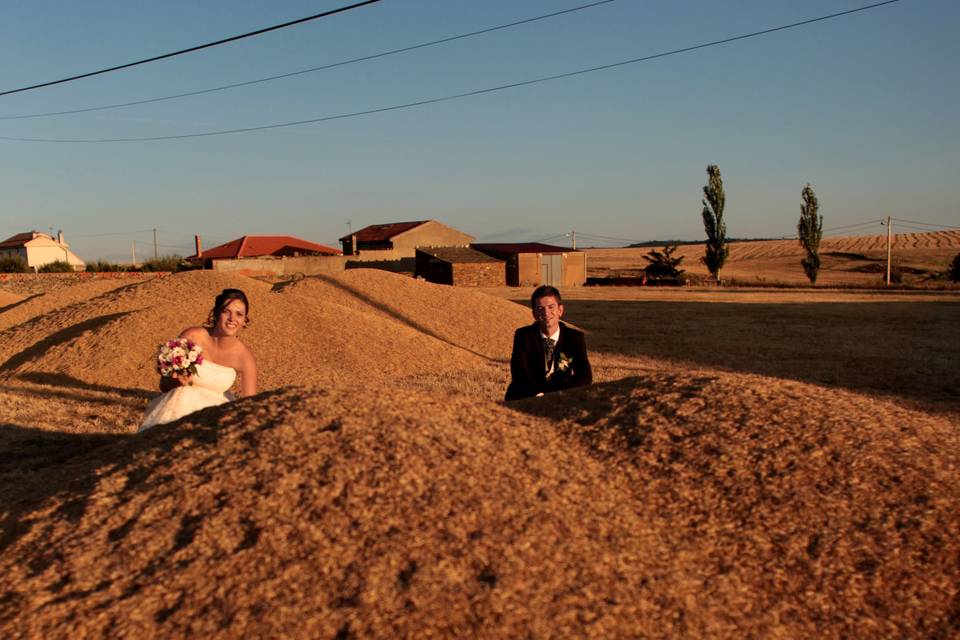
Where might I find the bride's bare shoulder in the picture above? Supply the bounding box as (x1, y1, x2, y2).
(237, 339, 256, 362)
(179, 326, 210, 343)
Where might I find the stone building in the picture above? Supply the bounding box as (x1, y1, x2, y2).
(340, 220, 474, 258)
(415, 247, 505, 287)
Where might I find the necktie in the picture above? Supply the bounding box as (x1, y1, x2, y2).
(543, 337, 556, 374)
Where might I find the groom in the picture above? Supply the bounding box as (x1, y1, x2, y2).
(505, 285, 592, 401)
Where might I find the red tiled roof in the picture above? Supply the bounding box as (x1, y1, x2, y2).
(339, 221, 428, 243)
(472, 242, 577, 255)
(0, 232, 42, 249)
(188, 236, 341, 260)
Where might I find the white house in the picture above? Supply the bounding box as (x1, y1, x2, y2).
(0, 231, 86, 271)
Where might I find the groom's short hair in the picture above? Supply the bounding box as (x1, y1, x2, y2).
(531, 285, 562, 307)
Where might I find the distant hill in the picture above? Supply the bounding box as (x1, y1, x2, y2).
(626, 237, 786, 248)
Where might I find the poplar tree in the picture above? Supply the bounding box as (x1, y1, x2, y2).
(701, 164, 728, 283)
(798, 183, 823, 283)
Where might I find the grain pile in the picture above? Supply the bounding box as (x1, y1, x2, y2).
(1, 270, 958, 637)
(0, 278, 136, 332)
(0, 270, 529, 398)
(1, 375, 958, 637)
(0, 290, 24, 310)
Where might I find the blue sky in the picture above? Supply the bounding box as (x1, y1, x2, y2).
(1, 0, 957, 261)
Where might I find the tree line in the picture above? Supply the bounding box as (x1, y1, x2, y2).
(642, 165, 959, 285)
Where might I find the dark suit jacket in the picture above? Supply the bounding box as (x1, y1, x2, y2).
(505, 321, 592, 401)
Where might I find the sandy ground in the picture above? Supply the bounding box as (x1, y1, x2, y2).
(1, 267, 958, 637)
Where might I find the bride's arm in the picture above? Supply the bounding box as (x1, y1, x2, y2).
(237, 348, 257, 398)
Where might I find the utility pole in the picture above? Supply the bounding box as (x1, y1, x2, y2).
(571, 231, 576, 250)
(131, 241, 137, 266)
(153, 228, 159, 260)
(346, 220, 352, 235)
(883, 216, 893, 286)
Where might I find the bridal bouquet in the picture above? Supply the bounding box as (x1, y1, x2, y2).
(156, 338, 204, 379)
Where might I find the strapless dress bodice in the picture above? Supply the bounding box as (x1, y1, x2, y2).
(139, 360, 237, 431)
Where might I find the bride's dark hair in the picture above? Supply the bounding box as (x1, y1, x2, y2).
(206, 288, 251, 328)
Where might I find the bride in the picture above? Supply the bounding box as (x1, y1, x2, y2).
(139, 288, 257, 431)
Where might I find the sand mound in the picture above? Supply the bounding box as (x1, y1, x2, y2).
(1, 374, 957, 637)
(0, 270, 530, 401)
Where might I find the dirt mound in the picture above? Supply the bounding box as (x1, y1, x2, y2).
(0, 269, 530, 401)
(1, 374, 957, 638)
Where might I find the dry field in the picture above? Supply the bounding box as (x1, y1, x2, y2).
(1, 269, 958, 637)
(585, 229, 960, 286)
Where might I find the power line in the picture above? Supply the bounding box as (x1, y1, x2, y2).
(0, 0, 618, 121)
(531, 234, 570, 244)
(821, 219, 884, 233)
(133, 240, 192, 251)
(575, 231, 645, 244)
(890, 222, 959, 234)
(66, 228, 231, 245)
(890, 217, 959, 230)
(0, 0, 901, 144)
(67, 229, 154, 238)
(0, 0, 385, 98)
(156, 229, 231, 244)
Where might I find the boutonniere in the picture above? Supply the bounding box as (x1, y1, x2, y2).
(556, 352, 573, 372)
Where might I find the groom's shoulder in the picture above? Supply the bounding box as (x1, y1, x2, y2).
(514, 322, 539, 337)
(560, 322, 585, 338)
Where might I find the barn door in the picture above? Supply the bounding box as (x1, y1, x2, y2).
(540, 254, 562, 286)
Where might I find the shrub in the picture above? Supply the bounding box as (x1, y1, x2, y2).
(141, 255, 182, 272)
(948, 253, 960, 283)
(642, 243, 686, 280)
(0, 256, 29, 273)
(86, 260, 127, 272)
(38, 260, 74, 273)
(884, 264, 903, 284)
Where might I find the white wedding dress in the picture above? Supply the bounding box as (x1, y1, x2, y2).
(139, 360, 237, 431)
